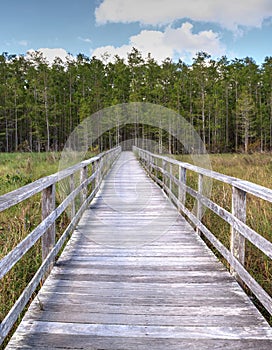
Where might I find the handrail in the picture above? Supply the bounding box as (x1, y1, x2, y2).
(133, 146, 272, 317)
(0, 146, 121, 345)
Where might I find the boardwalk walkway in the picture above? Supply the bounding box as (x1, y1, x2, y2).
(6, 152, 272, 349)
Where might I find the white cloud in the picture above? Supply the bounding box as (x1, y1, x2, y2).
(92, 22, 225, 63)
(26, 48, 72, 64)
(18, 40, 29, 47)
(95, 0, 272, 31)
(78, 37, 92, 43)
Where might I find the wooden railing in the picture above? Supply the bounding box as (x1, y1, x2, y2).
(0, 146, 121, 345)
(134, 146, 272, 317)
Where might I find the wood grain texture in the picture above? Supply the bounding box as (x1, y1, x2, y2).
(5, 151, 272, 349)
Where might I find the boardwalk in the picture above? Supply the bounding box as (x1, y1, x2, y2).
(6, 152, 272, 349)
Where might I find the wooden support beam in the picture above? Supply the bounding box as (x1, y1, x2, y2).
(178, 166, 187, 206)
(230, 186, 246, 281)
(80, 166, 88, 204)
(196, 173, 204, 236)
(169, 163, 173, 193)
(42, 184, 56, 262)
(69, 174, 75, 219)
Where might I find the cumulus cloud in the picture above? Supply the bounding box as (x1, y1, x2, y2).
(92, 22, 225, 63)
(95, 0, 272, 30)
(27, 48, 71, 64)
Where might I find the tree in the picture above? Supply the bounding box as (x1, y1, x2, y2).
(236, 89, 256, 153)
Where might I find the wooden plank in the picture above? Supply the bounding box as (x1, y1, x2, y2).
(5, 334, 272, 350)
(11, 320, 272, 339)
(26, 298, 258, 317)
(22, 310, 267, 327)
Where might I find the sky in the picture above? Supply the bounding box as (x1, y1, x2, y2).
(0, 0, 272, 65)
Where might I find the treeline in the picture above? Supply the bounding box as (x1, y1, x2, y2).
(0, 49, 271, 153)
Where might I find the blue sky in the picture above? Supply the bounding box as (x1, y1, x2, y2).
(0, 0, 272, 64)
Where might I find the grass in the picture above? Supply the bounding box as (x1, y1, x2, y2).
(174, 152, 272, 324)
(0, 152, 62, 195)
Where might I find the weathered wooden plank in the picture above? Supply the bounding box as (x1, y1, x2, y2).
(12, 320, 272, 339)
(6, 334, 272, 350)
(23, 308, 266, 327)
(26, 298, 258, 317)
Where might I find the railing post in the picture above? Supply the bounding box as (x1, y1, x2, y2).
(69, 173, 75, 219)
(169, 163, 173, 193)
(149, 154, 153, 175)
(178, 166, 187, 206)
(162, 159, 166, 191)
(230, 186, 246, 280)
(93, 159, 99, 188)
(196, 173, 203, 236)
(42, 184, 56, 262)
(154, 157, 158, 180)
(98, 158, 102, 185)
(80, 165, 88, 204)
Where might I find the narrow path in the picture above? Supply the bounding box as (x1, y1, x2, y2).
(6, 152, 272, 349)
